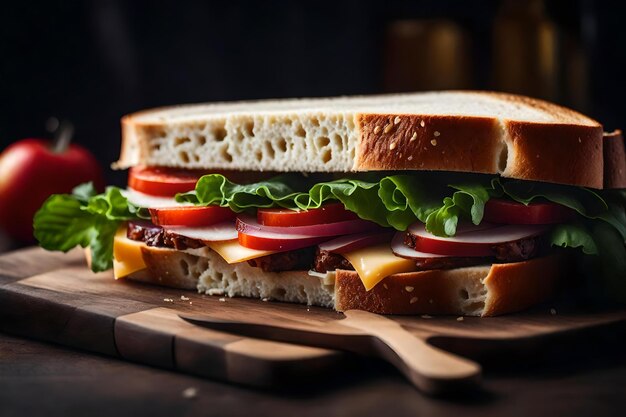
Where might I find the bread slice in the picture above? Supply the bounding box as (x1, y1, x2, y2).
(118, 91, 604, 188)
(603, 130, 626, 189)
(125, 245, 564, 317)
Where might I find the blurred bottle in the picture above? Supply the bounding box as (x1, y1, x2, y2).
(383, 19, 472, 92)
(493, 0, 558, 100)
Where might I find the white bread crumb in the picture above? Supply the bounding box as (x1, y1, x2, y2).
(182, 387, 197, 399)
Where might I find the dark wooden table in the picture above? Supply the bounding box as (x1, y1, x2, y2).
(2, 330, 626, 417)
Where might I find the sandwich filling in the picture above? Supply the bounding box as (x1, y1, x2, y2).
(34, 166, 626, 302)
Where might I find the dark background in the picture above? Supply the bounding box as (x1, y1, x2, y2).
(1, 0, 625, 187)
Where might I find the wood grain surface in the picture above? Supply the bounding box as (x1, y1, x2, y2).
(0, 247, 625, 391)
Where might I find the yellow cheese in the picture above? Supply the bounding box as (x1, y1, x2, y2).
(341, 244, 416, 291)
(206, 239, 276, 264)
(113, 228, 147, 279)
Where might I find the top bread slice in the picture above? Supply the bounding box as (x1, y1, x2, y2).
(118, 91, 604, 188)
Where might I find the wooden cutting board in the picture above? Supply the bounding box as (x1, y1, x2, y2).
(1, 247, 625, 389)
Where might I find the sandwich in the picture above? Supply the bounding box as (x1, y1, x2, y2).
(33, 91, 626, 316)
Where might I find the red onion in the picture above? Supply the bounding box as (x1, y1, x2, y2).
(236, 215, 383, 238)
(163, 221, 238, 242)
(318, 231, 395, 254)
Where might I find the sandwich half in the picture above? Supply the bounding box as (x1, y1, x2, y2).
(34, 91, 626, 316)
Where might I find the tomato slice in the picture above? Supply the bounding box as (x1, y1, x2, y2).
(238, 233, 329, 251)
(128, 166, 207, 197)
(257, 203, 359, 227)
(149, 206, 234, 227)
(483, 199, 575, 225)
(407, 222, 547, 257)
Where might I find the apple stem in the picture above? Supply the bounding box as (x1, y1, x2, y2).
(52, 120, 75, 153)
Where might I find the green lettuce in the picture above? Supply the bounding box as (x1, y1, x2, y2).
(34, 183, 142, 272)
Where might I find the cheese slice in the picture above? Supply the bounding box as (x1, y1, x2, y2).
(341, 244, 417, 291)
(206, 239, 276, 264)
(113, 228, 147, 279)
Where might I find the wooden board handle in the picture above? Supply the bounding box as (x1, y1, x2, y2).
(342, 310, 481, 394)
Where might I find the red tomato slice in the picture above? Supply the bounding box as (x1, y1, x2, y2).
(484, 199, 575, 225)
(149, 206, 234, 227)
(257, 203, 359, 227)
(238, 233, 329, 251)
(128, 166, 207, 197)
(408, 222, 547, 257)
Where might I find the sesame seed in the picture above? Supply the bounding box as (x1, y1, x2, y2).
(578, 138, 582, 143)
(430, 139, 437, 146)
(456, 316, 464, 322)
(394, 116, 401, 125)
(420, 120, 425, 128)
(374, 126, 381, 134)
(405, 286, 414, 292)
(407, 156, 413, 161)
(384, 124, 393, 133)
(410, 297, 418, 304)
(433, 131, 440, 137)
(389, 142, 397, 150)
(550, 308, 557, 315)
(410, 132, 417, 142)
(429, 299, 434, 304)
(383, 283, 389, 289)
(421, 314, 432, 319)
(219, 297, 226, 302)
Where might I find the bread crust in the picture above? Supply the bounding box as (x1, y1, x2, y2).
(335, 254, 564, 317)
(603, 130, 626, 189)
(502, 122, 603, 188)
(356, 114, 503, 174)
(118, 91, 605, 188)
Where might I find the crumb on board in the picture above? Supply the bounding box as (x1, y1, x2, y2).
(550, 308, 557, 315)
(219, 298, 226, 302)
(180, 295, 190, 301)
(421, 314, 432, 319)
(182, 387, 198, 399)
(163, 298, 174, 303)
(456, 316, 464, 322)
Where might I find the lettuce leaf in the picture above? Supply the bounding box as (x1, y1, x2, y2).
(549, 223, 598, 255)
(34, 184, 140, 272)
(425, 183, 491, 236)
(176, 174, 302, 210)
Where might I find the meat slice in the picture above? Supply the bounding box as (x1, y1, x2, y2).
(127, 220, 204, 250)
(313, 248, 354, 273)
(247, 247, 316, 272)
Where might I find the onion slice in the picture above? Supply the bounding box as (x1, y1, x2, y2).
(163, 221, 238, 242)
(407, 222, 548, 256)
(236, 215, 383, 238)
(318, 231, 395, 254)
(123, 188, 194, 208)
(391, 232, 447, 259)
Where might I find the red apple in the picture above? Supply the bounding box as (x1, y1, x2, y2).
(0, 138, 104, 242)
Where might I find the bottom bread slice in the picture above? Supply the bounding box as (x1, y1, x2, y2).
(124, 245, 564, 317)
